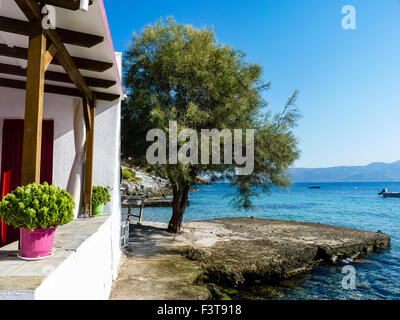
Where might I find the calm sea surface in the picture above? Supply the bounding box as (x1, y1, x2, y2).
(132, 182, 400, 300)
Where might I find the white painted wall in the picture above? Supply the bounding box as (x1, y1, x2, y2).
(35, 216, 118, 300)
(92, 51, 123, 278)
(0, 52, 123, 296)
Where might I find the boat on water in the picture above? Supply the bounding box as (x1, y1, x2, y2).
(309, 186, 321, 189)
(378, 189, 400, 198)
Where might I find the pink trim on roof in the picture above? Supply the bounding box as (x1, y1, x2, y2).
(99, 0, 124, 96)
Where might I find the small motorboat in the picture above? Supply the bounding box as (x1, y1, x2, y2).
(309, 186, 321, 189)
(378, 188, 400, 198)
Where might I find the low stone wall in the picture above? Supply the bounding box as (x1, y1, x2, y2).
(0, 215, 121, 300)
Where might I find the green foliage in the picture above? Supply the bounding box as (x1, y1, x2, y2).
(122, 17, 301, 215)
(92, 186, 111, 208)
(0, 183, 75, 231)
(122, 169, 142, 182)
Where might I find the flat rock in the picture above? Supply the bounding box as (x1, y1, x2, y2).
(183, 218, 391, 287)
(110, 218, 391, 299)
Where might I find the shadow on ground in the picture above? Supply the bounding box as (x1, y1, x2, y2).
(109, 223, 211, 300)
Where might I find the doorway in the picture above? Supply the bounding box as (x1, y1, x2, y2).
(0, 119, 54, 247)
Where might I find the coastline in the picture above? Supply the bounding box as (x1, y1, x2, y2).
(111, 218, 390, 300)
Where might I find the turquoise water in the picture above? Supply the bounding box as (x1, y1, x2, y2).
(134, 182, 400, 300)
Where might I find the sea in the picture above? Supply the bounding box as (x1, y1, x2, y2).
(132, 182, 400, 300)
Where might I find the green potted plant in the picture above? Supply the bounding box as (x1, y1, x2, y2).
(0, 183, 75, 260)
(92, 186, 111, 216)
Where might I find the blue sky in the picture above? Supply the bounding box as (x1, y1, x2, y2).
(104, 0, 400, 168)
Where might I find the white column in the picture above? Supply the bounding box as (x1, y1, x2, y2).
(67, 98, 86, 218)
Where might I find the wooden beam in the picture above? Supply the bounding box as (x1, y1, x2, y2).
(46, 70, 116, 88)
(15, 0, 41, 21)
(57, 28, 103, 49)
(15, 0, 91, 106)
(0, 77, 120, 101)
(83, 95, 96, 217)
(44, 29, 93, 101)
(44, 43, 58, 70)
(82, 95, 92, 131)
(0, 44, 28, 60)
(0, 44, 113, 72)
(21, 23, 47, 185)
(15, 0, 117, 111)
(0, 16, 104, 48)
(56, 51, 113, 72)
(44, 83, 119, 101)
(40, 0, 94, 11)
(0, 62, 117, 88)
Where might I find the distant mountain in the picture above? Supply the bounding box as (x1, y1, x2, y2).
(290, 161, 400, 182)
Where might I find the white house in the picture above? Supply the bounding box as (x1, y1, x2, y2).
(0, 0, 124, 299)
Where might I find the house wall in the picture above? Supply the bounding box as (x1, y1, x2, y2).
(93, 51, 123, 278)
(0, 83, 122, 216)
(93, 99, 122, 281)
(0, 53, 123, 293)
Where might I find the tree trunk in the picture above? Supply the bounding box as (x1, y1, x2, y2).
(167, 184, 190, 233)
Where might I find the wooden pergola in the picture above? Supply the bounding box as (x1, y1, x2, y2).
(0, 0, 121, 216)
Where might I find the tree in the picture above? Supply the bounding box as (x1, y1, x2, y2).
(122, 18, 301, 233)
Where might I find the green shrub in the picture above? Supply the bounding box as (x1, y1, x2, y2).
(92, 186, 111, 208)
(122, 169, 142, 182)
(122, 169, 135, 180)
(0, 183, 75, 231)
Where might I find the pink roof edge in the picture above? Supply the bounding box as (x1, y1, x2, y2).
(99, 0, 124, 97)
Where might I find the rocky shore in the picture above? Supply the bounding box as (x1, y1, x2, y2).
(121, 175, 171, 199)
(121, 168, 210, 199)
(110, 218, 390, 300)
(183, 218, 390, 288)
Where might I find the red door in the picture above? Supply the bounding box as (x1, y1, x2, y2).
(0, 119, 54, 247)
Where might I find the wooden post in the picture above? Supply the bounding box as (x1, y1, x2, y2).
(83, 95, 96, 217)
(21, 23, 47, 185)
(127, 205, 131, 223)
(138, 202, 144, 224)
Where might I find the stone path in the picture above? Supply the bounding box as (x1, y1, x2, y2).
(109, 222, 211, 300)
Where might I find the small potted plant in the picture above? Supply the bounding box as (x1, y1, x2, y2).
(0, 183, 75, 260)
(92, 186, 111, 216)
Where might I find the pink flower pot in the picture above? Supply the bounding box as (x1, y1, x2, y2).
(19, 228, 56, 259)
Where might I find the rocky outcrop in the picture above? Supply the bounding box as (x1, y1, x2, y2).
(194, 176, 212, 185)
(111, 219, 391, 300)
(121, 170, 210, 198)
(181, 218, 391, 288)
(121, 173, 171, 199)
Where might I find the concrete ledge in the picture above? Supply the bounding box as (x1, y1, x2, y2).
(0, 214, 121, 300)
